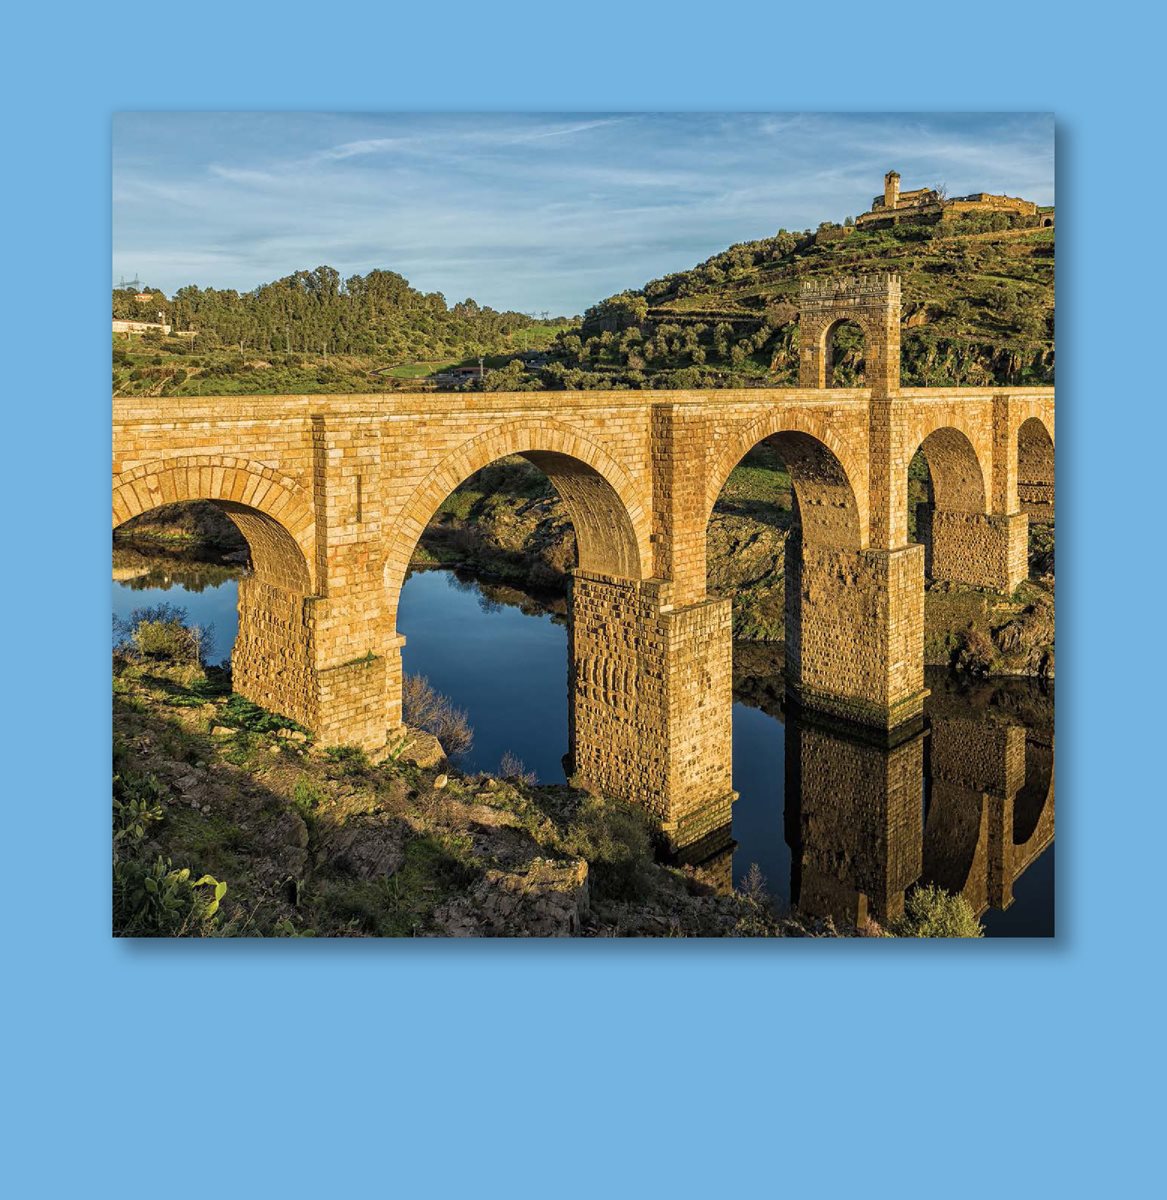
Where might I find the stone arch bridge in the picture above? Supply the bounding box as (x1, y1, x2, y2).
(113, 275, 1054, 843)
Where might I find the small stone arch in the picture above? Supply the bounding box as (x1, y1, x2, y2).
(112, 456, 316, 593)
(911, 426, 989, 514)
(1017, 415, 1055, 519)
(797, 274, 901, 393)
(384, 419, 652, 628)
(707, 416, 865, 549)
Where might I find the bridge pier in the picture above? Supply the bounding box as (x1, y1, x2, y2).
(568, 571, 735, 846)
(924, 716, 1027, 915)
(918, 508, 1028, 593)
(785, 538, 928, 729)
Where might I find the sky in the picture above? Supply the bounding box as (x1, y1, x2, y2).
(113, 112, 1054, 316)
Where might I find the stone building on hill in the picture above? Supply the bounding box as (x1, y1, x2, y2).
(855, 171, 1053, 230)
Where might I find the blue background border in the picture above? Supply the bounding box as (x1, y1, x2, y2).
(5, 2, 1161, 1194)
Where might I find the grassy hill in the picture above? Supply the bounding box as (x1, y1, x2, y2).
(113, 204, 1053, 396)
(558, 214, 1053, 389)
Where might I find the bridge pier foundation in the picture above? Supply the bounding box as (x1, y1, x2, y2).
(568, 571, 735, 846)
(232, 583, 398, 752)
(785, 540, 928, 729)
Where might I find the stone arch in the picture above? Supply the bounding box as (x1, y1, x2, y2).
(1017, 416, 1055, 519)
(911, 426, 989, 514)
(797, 274, 901, 392)
(112, 456, 318, 730)
(384, 419, 651, 627)
(112, 456, 316, 593)
(707, 416, 865, 549)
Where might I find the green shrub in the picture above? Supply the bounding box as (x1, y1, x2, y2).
(292, 777, 326, 817)
(890, 884, 983, 938)
(114, 603, 213, 665)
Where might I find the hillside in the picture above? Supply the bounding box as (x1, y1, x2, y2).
(113, 266, 569, 397)
(559, 215, 1053, 389)
(113, 200, 1052, 396)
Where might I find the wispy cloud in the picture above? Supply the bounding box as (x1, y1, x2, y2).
(113, 112, 1053, 313)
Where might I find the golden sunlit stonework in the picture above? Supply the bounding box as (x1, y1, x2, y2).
(112, 274, 1054, 842)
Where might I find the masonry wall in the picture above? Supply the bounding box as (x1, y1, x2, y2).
(569, 571, 734, 837)
(786, 540, 926, 727)
(787, 723, 924, 924)
(928, 510, 1027, 591)
(232, 577, 318, 730)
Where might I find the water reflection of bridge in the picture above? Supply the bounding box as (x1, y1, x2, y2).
(682, 677, 1054, 930)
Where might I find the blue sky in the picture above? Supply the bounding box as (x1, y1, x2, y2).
(113, 112, 1054, 316)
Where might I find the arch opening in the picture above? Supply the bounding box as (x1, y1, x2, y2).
(821, 318, 867, 388)
(392, 448, 647, 782)
(1017, 416, 1055, 521)
(907, 427, 989, 582)
(1013, 734, 1054, 846)
(113, 488, 316, 730)
(705, 429, 862, 689)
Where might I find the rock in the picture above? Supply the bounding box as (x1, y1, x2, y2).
(389, 730, 446, 769)
(211, 725, 234, 737)
(268, 745, 280, 755)
(277, 728, 308, 743)
(430, 858, 590, 937)
(318, 817, 407, 879)
(433, 774, 449, 790)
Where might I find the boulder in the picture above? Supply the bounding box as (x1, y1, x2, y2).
(430, 857, 590, 937)
(389, 730, 446, 769)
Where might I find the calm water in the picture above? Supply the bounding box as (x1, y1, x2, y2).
(113, 565, 1054, 936)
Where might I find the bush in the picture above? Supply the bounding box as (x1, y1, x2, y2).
(402, 675, 473, 759)
(113, 603, 213, 665)
(954, 626, 996, 677)
(563, 796, 655, 902)
(322, 745, 370, 777)
(498, 751, 537, 785)
(890, 884, 983, 938)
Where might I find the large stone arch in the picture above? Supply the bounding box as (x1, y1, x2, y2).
(797, 274, 901, 393)
(112, 455, 316, 592)
(706, 415, 866, 549)
(384, 418, 652, 627)
(112, 455, 319, 729)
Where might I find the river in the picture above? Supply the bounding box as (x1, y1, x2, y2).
(113, 563, 1054, 937)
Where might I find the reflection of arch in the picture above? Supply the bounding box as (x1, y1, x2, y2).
(706, 417, 865, 548)
(819, 318, 867, 388)
(112, 457, 315, 592)
(1013, 735, 1054, 845)
(912, 427, 989, 513)
(385, 419, 651, 625)
(1017, 416, 1055, 518)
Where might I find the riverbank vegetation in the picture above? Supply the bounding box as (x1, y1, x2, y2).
(113, 607, 864, 938)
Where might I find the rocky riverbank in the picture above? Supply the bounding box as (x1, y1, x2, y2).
(114, 652, 858, 937)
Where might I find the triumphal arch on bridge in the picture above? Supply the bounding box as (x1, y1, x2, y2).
(113, 274, 1055, 844)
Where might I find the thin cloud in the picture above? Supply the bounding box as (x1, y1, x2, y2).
(113, 112, 1054, 314)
